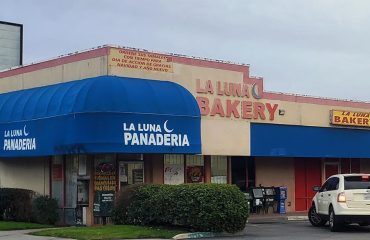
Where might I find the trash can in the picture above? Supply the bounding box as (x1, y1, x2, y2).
(275, 186, 287, 214)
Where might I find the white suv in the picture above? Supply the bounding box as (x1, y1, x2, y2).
(308, 174, 370, 232)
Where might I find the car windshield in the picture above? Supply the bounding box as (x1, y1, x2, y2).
(344, 176, 370, 190)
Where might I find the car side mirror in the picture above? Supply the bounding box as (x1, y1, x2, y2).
(312, 186, 320, 192)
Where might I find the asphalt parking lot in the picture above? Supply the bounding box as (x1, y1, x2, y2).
(214, 221, 370, 240)
(1, 221, 370, 240)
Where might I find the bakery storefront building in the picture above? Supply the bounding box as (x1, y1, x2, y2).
(1, 46, 370, 225)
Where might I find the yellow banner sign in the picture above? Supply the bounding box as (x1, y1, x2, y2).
(330, 110, 370, 127)
(109, 48, 173, 73)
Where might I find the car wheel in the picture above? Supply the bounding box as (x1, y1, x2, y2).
(329, 206, 342, 232)
(308, 205, 326, 227)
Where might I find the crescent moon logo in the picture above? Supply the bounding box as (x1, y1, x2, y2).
(251, 83, 262, 99)
(163, 120, 174, 133)
(23, 125, 29, 136)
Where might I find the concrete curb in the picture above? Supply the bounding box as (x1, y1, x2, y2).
(173, 229, 247, 239)
(247, 215, 308, 224)
(287, 216, 308, 221)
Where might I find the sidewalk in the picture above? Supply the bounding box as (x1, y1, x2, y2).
(248, 212, 308, 224)
(0, 229, 74, 240)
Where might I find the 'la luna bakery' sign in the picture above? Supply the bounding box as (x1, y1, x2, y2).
(195, 79, 279, 121)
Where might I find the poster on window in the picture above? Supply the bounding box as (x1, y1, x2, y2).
(94, 159, 116, 192)
(93, 158, 116, 217)
(93, 191, 115, 217)
(164, 163, 184, 185)
(186, 166, 204, 183)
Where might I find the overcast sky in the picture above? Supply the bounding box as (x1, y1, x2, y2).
(2, 0, 370, 101)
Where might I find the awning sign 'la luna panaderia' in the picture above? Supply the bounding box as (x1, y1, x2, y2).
(123, 120, 190, 147)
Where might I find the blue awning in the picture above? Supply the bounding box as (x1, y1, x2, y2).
(0, 76, 201, 157)
(251, 123, 370, 158)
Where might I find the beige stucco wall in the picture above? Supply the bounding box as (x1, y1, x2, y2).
(0, 157, 50, 195)
(201, 119, 250, 155)
(0, 56, 108, 93)
(262, 99, 370, 128)
(255, 157, 295, 212)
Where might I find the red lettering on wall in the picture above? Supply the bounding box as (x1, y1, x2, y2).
(334, 116, 341, 122)
(242, 101, 253, 119)
(196, 97, 210, 115)
(196, 79, 206, 93)
(195, 79, 281, 122)
(226, 100, 240, 118)
(242, 85, 250, 98)
(266, 103, 278, 121)
(210, 98, 225, 117)
(205, 80, 214, 94)
(253, 102, 266, 120)
(231, 83, 242, 97)
(217, 81, 224, 96)
(223, 82, 230, 96)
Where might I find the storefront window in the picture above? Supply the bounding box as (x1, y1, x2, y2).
(118, 154, 144, 188)
(51, 154, 90, 225)
(94, 154, 116, 192)
(65, 155, 78, 224)
(118, 162, 144, 187)
(78, 155, 88, 176)
(76, 155, 89, 225)
(65, 155, 78, 208)
(164, 154, 184, 185)
(186, 155, 204, 183)
(51, 156, 63, 207)
(211, 156, 227, 184)
(77, 180, 89, 205)
(231, 156, 255, 192)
